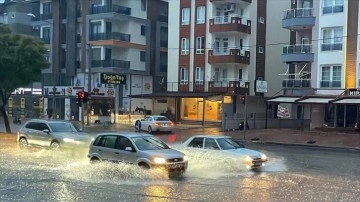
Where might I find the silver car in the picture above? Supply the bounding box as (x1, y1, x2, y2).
(88, 132, 188, 176)
(136, 115, 173, 133)
(182, 135, 268, 170)
(17, 119, 91, 150)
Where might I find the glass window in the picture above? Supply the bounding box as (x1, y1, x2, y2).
(42, 2, 51, 14)
(49, 122, 79, 132)
(141, 25, 146, 36)
(197, 6, 205, 24)
(180, 67, 189, 84)
(100, 136, 117, 148)
(182, 8, 190, 25)
(195, 67, 204, 84)
(238, 69, 243, 81)
(188, 137, 204, 148)
(323, 0, 344, 14)
(321, 27, 343, 51)
(196, 37, 205, 54)
(141, 0, 147, 11)
(132, 136, 170, 150)
(181, 38, 189, 55)
(140, 51, 146, 62)
(204, 138, 219, 150)
(115, 136, 134, 150)
(216, 138, 244, 150)
(320, 65, 342, 88)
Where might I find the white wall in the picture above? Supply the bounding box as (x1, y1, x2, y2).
(167, 0, 180, 90)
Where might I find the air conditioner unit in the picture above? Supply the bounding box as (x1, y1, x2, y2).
(226, 4, 235, 12)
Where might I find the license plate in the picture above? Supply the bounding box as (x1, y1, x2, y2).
(169, 163, 184, 169)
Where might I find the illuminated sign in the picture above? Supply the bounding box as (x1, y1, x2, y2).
(100, 73, 126, 85)
(347, 89, 360, 96)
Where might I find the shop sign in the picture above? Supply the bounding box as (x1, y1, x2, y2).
(100, 73, 126, 85)
(347, 89, 360, 96)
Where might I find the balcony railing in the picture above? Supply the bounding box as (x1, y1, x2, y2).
(208, 48, 250, 64)
(31, 13, 52, 21)
(282, 79, 311, 88)
(283, 8, 313, 19)
(91, 59, 130, 69)
(90, 4, 131, 15)
(90, 32, 131, 42)
(320, 80, 341, 88)
(210, 15, 251, 34)
(283, 44, 312, 54)
(208, 81, 249, 94)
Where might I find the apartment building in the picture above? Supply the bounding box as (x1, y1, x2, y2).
(268, 0, 360, 129)
(7, 0, 169, 121)
(164, 0, 288, 123)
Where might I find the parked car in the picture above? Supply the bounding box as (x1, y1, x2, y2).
(136, 115, 174, 133)
(17, 119, 92, 150)
(182, 135, 268, 170)
(88, 132, 188, 177)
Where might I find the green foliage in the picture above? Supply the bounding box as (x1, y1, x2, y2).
(0, 24, 49, 97)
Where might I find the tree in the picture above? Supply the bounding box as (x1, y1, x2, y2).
(0, 25, 49, 133)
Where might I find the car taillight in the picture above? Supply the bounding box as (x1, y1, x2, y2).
(170, 122, 174, 126)
(155, 122, 161, 126)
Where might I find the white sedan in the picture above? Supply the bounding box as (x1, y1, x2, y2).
(136, 115, 174, 133)
(182, 135, 268, 170)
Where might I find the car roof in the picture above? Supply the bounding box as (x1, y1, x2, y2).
(25, 119, 72, 123)
(189, 135, 231, 139)
(95, 132, 153, 138)
(146, 115, 167, 118)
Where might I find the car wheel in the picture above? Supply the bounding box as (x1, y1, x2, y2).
(148, 126, 153, 134)
(90, 157, 100, 164)
(19, 137, 28, 148)
(138, 162, 150, 169)
(50, 141, 61, 150)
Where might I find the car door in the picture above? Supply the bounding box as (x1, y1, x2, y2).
(141, 117, 152, 129)
(37, 123, 52, 147)
(114, 136, 137, 164)
(28, 122, 48, 146)
(96, 135, 118, 162)
(204, 138, 220, 150)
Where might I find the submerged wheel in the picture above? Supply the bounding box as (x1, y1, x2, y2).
(138, 162, 150, 169)
(19, 137, 28, 148)
(50, 141, 61, 150)
(90, 157, 100, 164)
(148, 126, 153, 134)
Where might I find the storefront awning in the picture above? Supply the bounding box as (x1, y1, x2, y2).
(331, 98, 360, 104)
(266, 97, 299, 103)
(296, 98, 333, 103)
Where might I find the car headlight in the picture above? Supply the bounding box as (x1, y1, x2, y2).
(261, 154, 267, 160)
(183, 155, 188, 161)
(63, 138, 75, 143)
(153, 157, 166, 164)
(244, 156, 253, 162)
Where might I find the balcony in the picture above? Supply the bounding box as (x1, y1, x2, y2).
(30, 13, 52, 21)
(90, 32, 130, 42)
(282, 8, 315, 30)
(208, 48, 250, 64)
(90, 4, 131, 16)
(208, 81, 249, 94)
(282, 79, 311, 88)
(282, 44, 314, 64)
(166, 82, 205, 92)
(91, 59, 130, 69)
(210, 15, 251, 34)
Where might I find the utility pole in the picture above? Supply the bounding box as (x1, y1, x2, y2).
(86, 44, 92, 126)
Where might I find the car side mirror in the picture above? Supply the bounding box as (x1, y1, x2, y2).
(125, 147, 134, 152)
(42, 129, 50, 134)
(141, 119, 145, 121)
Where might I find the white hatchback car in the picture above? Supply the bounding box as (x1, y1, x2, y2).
(136, 115, 173, 133)
(182, 135, 268, 170)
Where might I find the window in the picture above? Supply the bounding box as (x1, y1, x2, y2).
(140, 51, 146, 62)
(42, 2, 51, 14)
(238, 69, 243, 81)
(322, 0, 344, 14)
(320, 65, 342, 88)
(115, 136, 133, 150)
(196, 37, 205, 54)
(42, 26, 50, 41)
(195, 67, 204, 84)
(180, 67, 189, 84)
(91, 21, 102, 36)
(141, 25, 146, 36)
(197, 6, 205, 24)
(181, 38, 190, 55)
(141, 0, 147, 11)
(204, 138, 219, 150)
(223, 69, 227, 80)
(100, 135, 117, 148)
(321, 27, 343, 51)
(182, 8, 190, 25)
(188, 138, 204, 148)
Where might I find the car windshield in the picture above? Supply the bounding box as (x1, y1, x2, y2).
(132, 136, 170, 150)
(49, 122, 80, 133)
(216, 138, 245, 150)
(154, 117, 170, 121)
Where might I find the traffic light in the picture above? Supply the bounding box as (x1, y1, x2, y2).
(240, 95, 246, 104)
(77, 91, 89, 103)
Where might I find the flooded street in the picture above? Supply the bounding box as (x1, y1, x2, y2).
(1, 131, 359, 202)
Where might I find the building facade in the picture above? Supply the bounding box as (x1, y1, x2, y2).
(1, 0, 168, 121)
(268, 0, 360, 129)
(165, 0, 288, 123)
